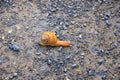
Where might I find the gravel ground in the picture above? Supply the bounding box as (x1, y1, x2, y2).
(0, 0, 120, 80)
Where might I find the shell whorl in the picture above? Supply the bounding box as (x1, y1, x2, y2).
(40, 31, 57, 45)
(41, 33, 50, 44)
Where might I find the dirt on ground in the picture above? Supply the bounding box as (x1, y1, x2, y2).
(0, 0, 120, 80)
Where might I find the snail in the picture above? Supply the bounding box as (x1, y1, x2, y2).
(40, 31, 70, 47)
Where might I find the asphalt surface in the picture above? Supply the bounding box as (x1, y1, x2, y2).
(0, 0, 120, 80)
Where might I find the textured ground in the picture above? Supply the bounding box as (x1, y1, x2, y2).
(0, 0, 120, 80)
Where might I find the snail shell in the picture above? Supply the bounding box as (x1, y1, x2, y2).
(40, 31, 70, 46)
(40, 31, 57, 46)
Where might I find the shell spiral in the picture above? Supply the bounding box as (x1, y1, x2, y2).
(40, 32, 57, 46)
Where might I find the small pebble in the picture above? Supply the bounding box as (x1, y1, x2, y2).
(54, 69, 60, 75)
(12, 73, 18, 78)
(96, 19, 100, 25)
(114, 32, 118, 36)
(76, 44, 81, 48)
(98, 0, 105, 3)
(1, 36, 5, 39)
(93, 30, 98, 35)
(62, 24, 68, 30)
(35, 52, 41, 55)
(98, 59, 104, 65)
(63, 68, 67, 73)
(81, 52, 85, 56)
(0, 58, 3, 64)
(16, 25, 20, 30)
(105, 20, 112, 27)
(60, 22, 63, 25)
(107, 43, 117, 51)
(71, 64, 79, 69)
(47, 58, 52, 65)
(91, 46, 98, 52)
(8, 29, 12, 33)
(66, 77, 70, 80)
(71, 20, 75, 24)
(79, 34, 82, 38)
(87, 69, 95, 76)
(102, 15, 109, 20)
(50, 7, 56, 12)
(58, 46, 63, 52)
(8, 43, 20, 51)
(97, 49, 105, 56)
(69, 72, 74, 77)
(9, 75, 13, 79)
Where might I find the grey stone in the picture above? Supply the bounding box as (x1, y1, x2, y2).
(63, 68, 67, 73)
(114, 32, 118, 36)
(69, 72, 74, 77)
(12, 72, 18, 78)
(71, 64, 79, 69)
(98, 59, 104, 65)
(8, 43, 20, 51)
(47, 58, 52, 65)
(62, 24, 67, 30)
(102, 15, 109, 20)
(107, 43, 117, 51)
(0, 58, 3, 64)
(105, 20, 112, 27)
(58, 46, 63, 52)
(97, 49, 105, 56)
(87, 69, 95, 76)
(98, 0, 105, 3)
